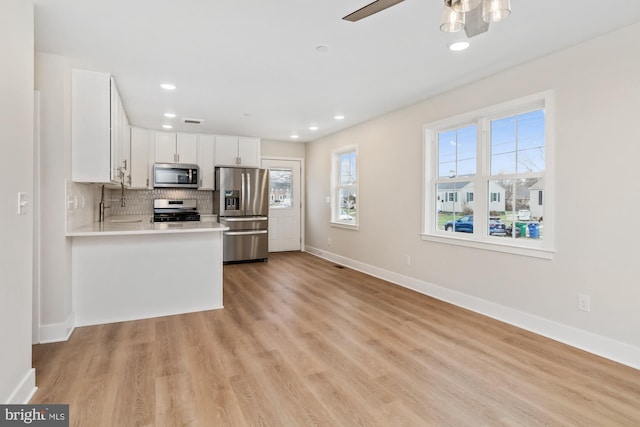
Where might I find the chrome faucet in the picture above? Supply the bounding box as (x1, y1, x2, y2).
(99, 181, 126, 222)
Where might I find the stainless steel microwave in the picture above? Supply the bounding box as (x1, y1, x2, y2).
(153, 163, 199, 188)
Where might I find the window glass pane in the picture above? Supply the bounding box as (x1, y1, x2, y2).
(436, 182, 474, 232)
(517, 110, 545, 173)
(491, 110, 545, 175)
(438, 125, 477, 178)
(491, 116, 517, 175)
(339, 151, 356, 185)
(489, 178, 543, 240)
(338, 187, 356, 222)
(269, 169, 292, 208)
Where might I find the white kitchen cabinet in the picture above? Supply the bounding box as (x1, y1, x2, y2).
(130, 127, 154, 189)
(154, 132, 177, 163)
(215, 135, 261, 167)
(177, 133, 198, 164)
(197, 134, 215, 190)
(72, 69, 129, 184)
(155, 132, 198, 164)
(111, 82, 130, 185)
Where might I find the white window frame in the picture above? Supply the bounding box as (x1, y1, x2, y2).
(331, 145, 359, 230)
(422, 91, 555, 259)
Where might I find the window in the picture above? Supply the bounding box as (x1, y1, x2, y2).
(331, 146, 358, 229)
(269, 169, 293, 208)
(424, 92, 554, 258)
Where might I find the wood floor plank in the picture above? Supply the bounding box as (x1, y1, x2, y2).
(31, 252, 640, 426)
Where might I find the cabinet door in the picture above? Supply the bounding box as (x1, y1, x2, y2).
(130, 127, 153, 189)
(215, 135, 239, 166)
(155, 132, 177, 163)
(71, 69, 111, 183)
(197, 134, 215, 190)
(176, 133, 198, 164)
(238, 137, 261, 167)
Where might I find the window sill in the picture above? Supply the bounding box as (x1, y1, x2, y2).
(330, 221, 359, 231)
(420, 233, 554, 259)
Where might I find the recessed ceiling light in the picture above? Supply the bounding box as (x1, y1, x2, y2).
(164, 113, 176, 118)
(448, 41, 470, 51)
(160, 83, 176, 90)
(290, 134, 299, 139)
(334, 115, 345, 120)
(162, 124, 173, 129)
(316, 45, 329, 53)
(309, 126, 319, 131)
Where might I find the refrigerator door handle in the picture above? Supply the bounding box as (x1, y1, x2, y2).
(224, 230, 268, 236)
(240, 172, 246, 212)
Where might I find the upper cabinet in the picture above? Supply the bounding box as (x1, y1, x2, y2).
(71, 69, 130, 185)
(155, 132, 198, 164)
(215, 136, 261, 167)
(130, 127, 154, 189)
(197, 134, 215, 190)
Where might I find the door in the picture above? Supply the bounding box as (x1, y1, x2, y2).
(217, 167, 244, 216)
(244, 168, 269, 216)
(261, 159, 302, 252)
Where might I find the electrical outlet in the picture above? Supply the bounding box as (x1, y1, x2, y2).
(327, 237, 332, 246)
(578, 293, 591, 312)
(405, 254, 411, 265)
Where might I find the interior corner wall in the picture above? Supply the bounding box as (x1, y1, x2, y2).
(305, 23, 640, 362)
(0, 0, 36, 403)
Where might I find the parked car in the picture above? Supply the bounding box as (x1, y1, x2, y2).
(444, 215, 506, 235)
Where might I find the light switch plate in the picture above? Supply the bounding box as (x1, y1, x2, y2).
(18, 192, 28, 215)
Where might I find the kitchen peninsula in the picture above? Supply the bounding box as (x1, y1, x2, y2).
(67, 217, 228, 327)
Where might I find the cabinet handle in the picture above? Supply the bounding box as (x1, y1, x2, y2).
(146, 178, 149, 187)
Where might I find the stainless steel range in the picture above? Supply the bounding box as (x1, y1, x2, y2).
(153, 199, 201, 222)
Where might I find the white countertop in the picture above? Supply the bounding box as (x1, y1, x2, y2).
(66, 215, 229, 237)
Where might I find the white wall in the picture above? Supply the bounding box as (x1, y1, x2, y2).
(306, 23, 640, 367)
(35, 53, 101, 342)
(0, 0, 36, 403)
(261, 139, 306, 159)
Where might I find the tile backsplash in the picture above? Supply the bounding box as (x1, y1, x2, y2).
(106, 187, 214, 216)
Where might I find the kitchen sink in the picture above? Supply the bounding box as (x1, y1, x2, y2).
(108, 219, 143, 223)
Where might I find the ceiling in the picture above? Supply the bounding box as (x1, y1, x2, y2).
(33, 0, 640, 143)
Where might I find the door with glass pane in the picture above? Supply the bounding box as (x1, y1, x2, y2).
(261, 159, 302, 252)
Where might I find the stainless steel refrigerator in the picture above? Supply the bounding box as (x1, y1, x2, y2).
(214, 167, 269, 263)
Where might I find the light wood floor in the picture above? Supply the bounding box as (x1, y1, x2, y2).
(32, 252, 640, 426)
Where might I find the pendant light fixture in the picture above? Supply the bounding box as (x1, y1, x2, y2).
(482, 0, 511, 23)
(440, 5, 465, 32)
(451, 0, 481, 13)
(440, 0, 511, 36)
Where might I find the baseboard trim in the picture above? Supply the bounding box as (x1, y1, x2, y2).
(305, 245, 640, 371)
(6, 368, 37, 404)
(39, 312, 75, 343)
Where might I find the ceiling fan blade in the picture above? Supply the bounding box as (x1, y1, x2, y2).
(464, 5, 490, 38)
(343, 0, 405, 22)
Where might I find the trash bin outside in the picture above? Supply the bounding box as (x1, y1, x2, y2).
(515, 222, 527, 238)
(528, 222, 540, 239)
